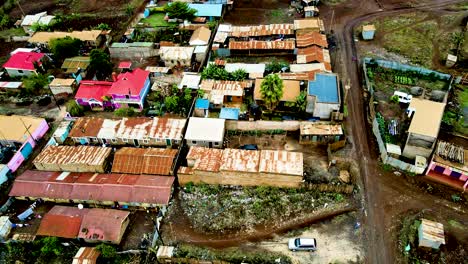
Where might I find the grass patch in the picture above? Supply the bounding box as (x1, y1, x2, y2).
(0, 28, 27, 39)
(268, 9, 288, 24)
(448, 219, 465, 230)
(140, 13, 175, 27)
(374, 13, 419, 32)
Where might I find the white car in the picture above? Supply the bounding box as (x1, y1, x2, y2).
(288, 238, 317, 251)
(393, 91, 412, 104)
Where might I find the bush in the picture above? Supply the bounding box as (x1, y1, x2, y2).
(114, 107, 137, 117)
(164, 1, 197, 21)
(66, 100, 84, 117)
(49, 37, 82, 62)
(96, 243, 117, 259)
(21, 74, 49, 96)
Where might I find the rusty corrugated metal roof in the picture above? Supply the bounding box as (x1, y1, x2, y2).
(296, 32, 328, 48)
(112, 147, 177, 175)
(186, 146, 223, 172)
(230, 24, 294, 37)
(297, 46, 330, 64)
(9, 170, 174, 205)
(229, 40, 296, 50)
(73, 247, 100, 264)
(220, 149, 260, 173)
(37, 206, 88, 238)
(34, 146, 111, 167)
(259, 150, 303, 176)
(300, 122, 343, 135)
(279, 71, 318, 81)
(78, 208, 129, 244)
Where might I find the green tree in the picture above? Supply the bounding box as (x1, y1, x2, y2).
(286, 91, 307, 112)
(66, 100, 84, 116)
(96, 243, 117, 259)
(165, 95, 179, 113)
(114, 107, 136, 117)
(22, 74, 49, 96)
(164, 1, 197, 21)
(230, 69, 248, 81)
(89, 49, 113, 80)
(39, 237, 62, 256)
(260, 74, 284, 111)
(265, 60, 289, 73)
(49, 37, 82, 62)
(201, 64, 230, 80)
(125, 4, 135, 16)
(95, 23, 111, 30)
(0, 14, 10, 29)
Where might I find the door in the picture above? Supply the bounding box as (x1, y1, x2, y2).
(209, 142, 213, 148)
(433, 165, 445, 174)
(20, 143, 33, 159)
(450, 170, 462, 179)
(134, 139, 139, 146)
(166, 139, 171, 146)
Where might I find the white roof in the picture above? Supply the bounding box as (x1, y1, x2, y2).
(218, 24, 232, 32)
(38, 15, 55, 25)
(10, 48, 37, 55)
(52, 120, 73, 138)
(194, 45, 208, 54)
(97, 119, 120, 139)
(386, 143, 402, 155)
(185, 117, 225, 142)
(290, 63, 328, 72)
(178, 73, 201, 89)
(225, 63, 266, 74)
(214, 31, 228, 43)
(21, 12, 47, 26)
(0, 82, 22, 89)
(159, 46, 194, 61)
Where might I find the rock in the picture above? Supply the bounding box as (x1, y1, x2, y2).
(410, 86, 423, 96)
(339, 170, 351, 183)
(430, 90, 446, 102)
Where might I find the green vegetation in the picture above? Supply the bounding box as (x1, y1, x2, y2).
(49, 37, 82, 62)
(265, 60, 289, 74)
(175, 244, 292, 264)
(164, 1, 197, 21)
(285, 91, 307, 112)
(114, 107, 137, 117)
(179, 183, 349, 233)
(260, 74, 284, 111)
(201, 64, 248, 81)
(164, 88, 193, 116)
(66, 100, 85, 117)
(21, 74, 49, 96)
(95, 23, 111, 30)
(0, 27, 26, 39)
(140, 13, 174, 27)
(89, 49, 113, 80)
(442, 84, 467, 135)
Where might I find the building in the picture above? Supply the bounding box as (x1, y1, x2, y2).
(159, 47, 195, 67)
(51, 120, 74, 144)
(290, 63, 331, 73)
(61, 56, 90, 74)
(0, 216, 12, 242)
(73, 247, 100, 264)
(111, 148, 178, 176)
(307, 73, 341, 119)
(189, 27, 211, 46)
(68, 117, 186, 147)
(9, 170, 175, 207)
(200, 80, 248, 107)
(49, 78, 76, 95)
(20, 12, 55, 35)
(78, 208, 130, 244)
(304, 6, 319, 17)
(418, 219, 445, 249)
(194, 98, 209, 117)
(228, 40, 296, 56)
(109, 42, 158, 60)
(178, 73, 201, 89)
(33, 145, 111, 173)
(254, 78, 301, 107)
(75, 81, 114, 111)
(426, 141, 468, 190)
(362, 24, 376, 40)
(219, 107, 240, 120)
(296, 46, 330, 66)
(28, 30, 105, 47)
(295, 31, 328, 48)
(178, 147, 304, 188)
(229, 24, 295, 38)
(224, 63, 265, 79)
(299, 122, 343, 144)
(294, 18, 325, 33)
(37, 206, 89, 239)
(109, 68, 151, 111)
(188, 3, 223, 21)
(0, 115, 49, 172)
(185, 117, 225, 148)
(2, 52, 46, 77)
(402, 98, 445, 159)
(0, 81, 22, 92)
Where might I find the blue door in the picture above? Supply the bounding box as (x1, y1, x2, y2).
(20, 143, 33, 159)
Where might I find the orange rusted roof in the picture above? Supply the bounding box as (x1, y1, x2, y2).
(220, 149, 260, 172)
(186, 146, 223, 172)
(259, 150, 303, 176)
(297, 46, 330, 64)
(112, 147, 177, 175)
(34, 146, 111, 167)
(230, 24, 294, 37)
(296, 32, 328, 48)
(68, 117, 105, 138)
(229, 40, 296, 50)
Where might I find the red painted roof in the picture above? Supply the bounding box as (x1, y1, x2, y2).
(118, 61, 132, 69)
(9, 170, 174, 205)
(37, 206, 88, 238)
(78, 208, 130, 244)
(75, 80, 113, 102)
(108, 68, 149, 95)
(3, 52, 45, 70)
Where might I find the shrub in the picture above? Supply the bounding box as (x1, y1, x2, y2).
(66, 100, 84, 117)
(96, 243, 117, 259)
(114, 107, 136, 117)
(390, 95, 399, 104)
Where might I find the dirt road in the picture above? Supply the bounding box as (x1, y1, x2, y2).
(328, 0, 468, 263)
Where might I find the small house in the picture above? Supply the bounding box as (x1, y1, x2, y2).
(159, 47, 195, 67)
(36, 206, 89, 239)
(75, 81, 113, 110)
(403, 98, 445, 159)
(299, 122, 343, 144)
(61, 56, 90, 75)
(294, 18, 325, 33)
(219, 107, 240, 120)
(109, 68, 151, 111)
(49, 78, 76, 95)
(295, 31, 328, 48)
(0, 82, 22, 93)
(78, 209, 130, 244)
(0, 216, 12, 242)
(194, 45, 209, 63)
(33, 145, 111, 173)
(145, 66, 171, 78)
(9, 170, 175, 208)
(296, 45, 330, 65)
(194, 98, 209, 117)
(185, 117, 225, 148)
(178, 73, 201, 89)
(418, 219, 445, 249)
(446, 54, 457, 68)
(386, 143, 402, 158)
(254, 78, 301, 107)
(20, 12, 55, 35)
(51, 120, 74, 144)
(201, 80, 247, 108)
(28, 30, 105, 47)
(73, 247, 100, 264)
(228, 40, 296, 56)
(2, 52, 46, 77)
(111, 148, 177, 176)
(189, 27, 211, 46)
(188, 3, 223, 21)
(362, 25, 376, 40)
(307, 73, 341, 119)
(304, 6, 319, 17)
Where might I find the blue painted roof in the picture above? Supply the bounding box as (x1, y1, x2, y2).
(188, 4, 223, 17)
(219, 108, 240, 120)
(308, 73, 339, 103)
(195, 98, 209, 109)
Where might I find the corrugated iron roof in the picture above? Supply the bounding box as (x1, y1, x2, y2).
(34, 146, 111, 168)
(68, 117, 105, 138)
(73, 247, 100, 264)
(229, 40, 296, 50)
(220, 149, 260, 172)
(230, 24, 294, 37)
(78, 208, 129, 244)
(300, 122, 343, 135)
(37, 206, 88, 238)
(259, 150, 303, 176)
(294, 18, 325, 31)
(420, 219, 445, 244)
(112, 148, 177, 175)
(9, 170, 174, 205)
(296, 32, 328, 48)
(297, 46, 330, 64)
(186, 146, 223, 172)
(279, 71, 317, 81)
(201, 80, 246, 97)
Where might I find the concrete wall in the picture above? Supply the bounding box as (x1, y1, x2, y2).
(225, 120, 301, 131)
(109, 46, 159, 60)
(50, 85, 74, 95)
(6, 69, 36, 77)
(186, 139, 223, 148)
(403, 133, 436, 159)
(314, 102, 340, 119)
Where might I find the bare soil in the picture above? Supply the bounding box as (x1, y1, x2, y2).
(224, 0, 300, 25)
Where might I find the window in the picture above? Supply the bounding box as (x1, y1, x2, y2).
(90, 137, 98, 142)
(143, 139, 149, 144)
(434, 165, 445, 173)
(111, 139, 117, 143)
(18, 70, 24, 73)
(125, 95, 130, 99)
(192, 141, 197, 145)
(214, 142, 219, 146)
(122, 138, 129, 143)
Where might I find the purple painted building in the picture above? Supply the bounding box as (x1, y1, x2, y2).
(75, 80, 114, 111)
(108, 68, 151, 111)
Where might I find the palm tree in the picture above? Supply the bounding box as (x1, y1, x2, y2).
(260, 74, 284, 111)
(286, 91, 307, 112)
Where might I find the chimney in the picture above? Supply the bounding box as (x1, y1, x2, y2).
(112, 72, 117, 82)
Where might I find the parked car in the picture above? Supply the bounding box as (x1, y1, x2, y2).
(393, 91, 412, 104)
(288, 238, 317, 251)
(239, 144, 258, 150)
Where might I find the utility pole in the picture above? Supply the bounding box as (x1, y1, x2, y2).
(19, 118, 36, 143)
(329, 9, 335, 34)
(16, 0, 25, 17)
